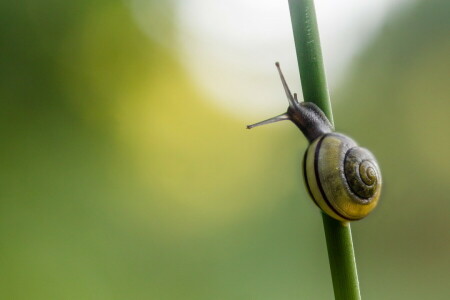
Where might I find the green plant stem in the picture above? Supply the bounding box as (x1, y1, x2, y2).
(288, 0, 361, 299)
(288, 0, 333, 124)
(322, 215, 361, 300)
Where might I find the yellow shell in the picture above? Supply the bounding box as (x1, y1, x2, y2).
(303, 133, 382, 221)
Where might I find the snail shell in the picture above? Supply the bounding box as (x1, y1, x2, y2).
(303, 133, 382, 221)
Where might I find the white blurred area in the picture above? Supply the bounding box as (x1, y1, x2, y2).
(131, 0, 410, 118)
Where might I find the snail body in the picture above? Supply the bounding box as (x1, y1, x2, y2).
(248, 63, 381, 222)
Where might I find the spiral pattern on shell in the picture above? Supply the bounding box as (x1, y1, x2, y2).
(303, 133, 382, 221)
(344, 147, 380, 201)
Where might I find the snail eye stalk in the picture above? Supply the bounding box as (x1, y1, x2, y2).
(247, 113, 289, 129)
(247, 62, 297, 130)
(275, 62, 298, 107)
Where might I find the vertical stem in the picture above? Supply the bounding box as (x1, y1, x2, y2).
(322, 215, 361, 300)
(288, 1, 361, 299)
(288, 0, 333, 124)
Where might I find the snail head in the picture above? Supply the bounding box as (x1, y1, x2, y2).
(247, 62, 334, 142)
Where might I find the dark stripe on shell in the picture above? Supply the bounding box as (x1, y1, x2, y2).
(303, 149, 319, 208)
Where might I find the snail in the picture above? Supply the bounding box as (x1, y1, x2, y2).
(247, 63, 381, 222)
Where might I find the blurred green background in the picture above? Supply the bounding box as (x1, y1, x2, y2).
(0, 0, 449, 299)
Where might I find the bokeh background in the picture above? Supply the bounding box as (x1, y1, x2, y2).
(1, 0, 449, 299)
